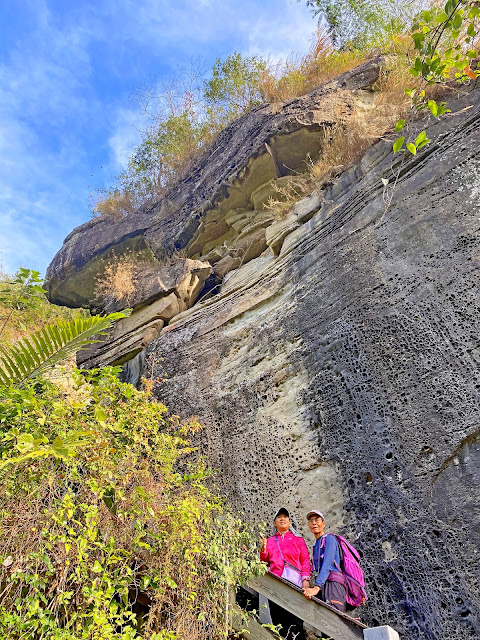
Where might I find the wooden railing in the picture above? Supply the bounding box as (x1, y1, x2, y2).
(247, 572, 366, 639)
(232, 572, 400, 640)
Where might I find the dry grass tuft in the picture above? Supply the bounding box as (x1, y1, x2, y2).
(260, 28, 370, 103)
(157, 247, 190, 265)
(95, 251, 139, 307)
(264, 176, 313, 218)
(94, 249, 191, 309)
(265, 57, 413, 218)
(91, 189, 140, 219)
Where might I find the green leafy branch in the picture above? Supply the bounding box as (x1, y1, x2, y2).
(0, 429, 94, 470)
(393, 122, 431, 155)
(394, 0, 479, 154)
(0, 268, 46, 339)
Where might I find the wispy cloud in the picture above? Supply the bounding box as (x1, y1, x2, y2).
(0, 1, 106, 273)
(108, 108, 150, 172)
(0, 0, 316, 276)
(244, 4, 318, 62)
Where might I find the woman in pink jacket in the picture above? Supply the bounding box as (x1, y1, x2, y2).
(260, 507, 310, 640)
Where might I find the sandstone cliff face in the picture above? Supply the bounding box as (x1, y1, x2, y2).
(46, 61, 480, 639)
(46, 60, 383, 367)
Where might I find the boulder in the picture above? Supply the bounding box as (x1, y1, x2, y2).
(45, 59, 384, 310)
(100, 259, 212, 313)
(77, 260, 211, 368)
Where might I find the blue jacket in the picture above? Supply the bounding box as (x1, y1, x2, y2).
(313, 533, 341, 587)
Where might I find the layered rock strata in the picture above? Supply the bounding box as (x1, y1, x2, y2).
(45, 59, 383, 310)
(46, 62, 480, 639)
(141, 88, 480, 639)
(77, 259, 211, 368)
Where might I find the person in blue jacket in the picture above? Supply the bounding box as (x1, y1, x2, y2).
(302, 509, 347, 612)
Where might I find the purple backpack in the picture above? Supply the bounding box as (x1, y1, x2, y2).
(321, 533, 367, 607)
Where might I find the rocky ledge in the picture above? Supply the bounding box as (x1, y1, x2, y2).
(45, 58, 382, 310)
(45, 57, 480, 639)
(46, 58, 384, 367)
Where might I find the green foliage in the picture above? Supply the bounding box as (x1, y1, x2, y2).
(0, 369, 264, 639)
(0, 312, 128, 387)
(204, 52, 268, 123)
(93, 52, 271, 218)
(0, 271, 82, 345)
(0, 268, 46, 311)
(393, 0, 479, 153)
(408, 0, 479, 86)
(122, 112, 209, 196)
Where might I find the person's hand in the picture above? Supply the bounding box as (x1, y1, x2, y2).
(302, 579, 310, 589)
(303, 586, 321, 599)
(260, 536, 267, 553)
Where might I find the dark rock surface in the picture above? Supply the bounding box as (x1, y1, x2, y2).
(45, 59, 480, 638)
(45, 59, 382, 309)
(142, 88, 480, 638)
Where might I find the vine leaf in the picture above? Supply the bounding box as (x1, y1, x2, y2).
(393, 136, 405, 153)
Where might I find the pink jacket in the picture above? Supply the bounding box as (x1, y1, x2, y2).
(260, 530, 311, 580)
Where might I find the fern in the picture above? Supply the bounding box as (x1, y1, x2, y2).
(0, 312, 128, 387)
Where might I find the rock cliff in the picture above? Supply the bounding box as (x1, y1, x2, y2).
(45, 58, 480, 639)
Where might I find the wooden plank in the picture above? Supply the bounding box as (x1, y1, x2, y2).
(231, 604, 279, 640)
(248, 572, 366, 640)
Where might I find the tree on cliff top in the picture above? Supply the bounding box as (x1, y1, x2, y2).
(204, 52, 269, 125)
(301, 0, 435, 48)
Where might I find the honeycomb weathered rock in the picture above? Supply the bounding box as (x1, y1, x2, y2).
(141, 87, 480, 638)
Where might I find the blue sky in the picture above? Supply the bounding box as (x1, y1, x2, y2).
(0, 0, 317, 277)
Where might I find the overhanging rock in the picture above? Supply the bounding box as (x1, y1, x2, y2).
(45, 58, 383, 311)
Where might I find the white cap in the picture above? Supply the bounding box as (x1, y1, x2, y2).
(306, 510, 325, 520)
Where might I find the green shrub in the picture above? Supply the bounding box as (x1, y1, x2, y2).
(204, 52, 268, 124)
(0, 270, 84, 346)
(0, 368, 264, 639)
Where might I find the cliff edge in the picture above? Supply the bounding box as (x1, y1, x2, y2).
(45, 58, 480, 639)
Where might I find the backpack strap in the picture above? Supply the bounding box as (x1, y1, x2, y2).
(274, 534, 284, 564)
(320, 533, 344, 573)
(333, 534, 344, 573)
(275, 534, 301, 572)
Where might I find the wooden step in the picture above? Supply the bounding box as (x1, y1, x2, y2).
(247, 572, 367, 640)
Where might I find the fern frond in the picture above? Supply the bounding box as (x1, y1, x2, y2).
(0, 312, 128, 387)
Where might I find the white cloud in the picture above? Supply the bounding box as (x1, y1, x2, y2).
(103, 0, 316, 64)
(108, 108, 150, 171)
(0, 0, 318, 276)
(0, 1, 101, 274)
(244, 4, 318, 62)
